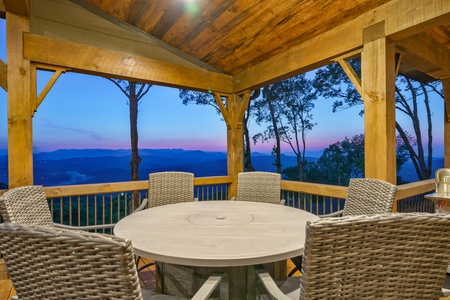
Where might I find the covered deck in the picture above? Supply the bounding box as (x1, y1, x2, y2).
(1, 0, 450, 298)
(1, 0, 449, 191)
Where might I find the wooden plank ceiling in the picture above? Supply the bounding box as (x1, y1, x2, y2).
(77, 0, 393, 76)
(69, 0, 450, 83)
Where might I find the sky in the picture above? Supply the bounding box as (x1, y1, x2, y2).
(0, 19, 445, 157)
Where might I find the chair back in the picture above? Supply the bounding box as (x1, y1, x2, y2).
(148, 171, 195, 208)
(300, 213, 450, 299)
(0, 185, 54, 227)
(0, 222, 142, 299)
(236, 172, 281, 204)
(342, 178, 397, 216)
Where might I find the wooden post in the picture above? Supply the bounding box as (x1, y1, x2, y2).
(443, 78, 450, 168)
(361, 21, 397, 184)
(212, 92, 250, 198)
(6, 12, 33, 188)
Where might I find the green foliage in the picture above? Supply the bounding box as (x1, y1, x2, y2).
(283, 133, 410, 185)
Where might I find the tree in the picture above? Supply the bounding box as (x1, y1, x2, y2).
(106, 79, 152, 210)
(253, 86, 283, 173)
(254, 75, 317, 179)
(313, 60, 443, 180)
(178, 89, 260, 171)
(283, 133, 411, 185)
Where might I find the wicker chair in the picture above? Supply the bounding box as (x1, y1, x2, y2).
(147, 172, 196, 208)
(0, 222, 228, 300)
(231, 172, 284, 205)
(0, 185, 147, 231)
(256, 213, 450, 300)
(288, 177, 398, 276)
(138, 172, 197, 273)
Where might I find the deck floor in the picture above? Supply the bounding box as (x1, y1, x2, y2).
(2, 258, 450, 299)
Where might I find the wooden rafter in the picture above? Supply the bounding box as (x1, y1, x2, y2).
(23, 33, 233, 94)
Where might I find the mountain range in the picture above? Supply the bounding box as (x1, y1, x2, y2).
(0, 149, 300, 186)
(0, 148, 443, 186)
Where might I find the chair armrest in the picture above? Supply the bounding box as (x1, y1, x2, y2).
(255, 265, 292, 300)
(319, 209, 344, 218)
(133, 198, 148, 213)
(192, 272, 229, 300)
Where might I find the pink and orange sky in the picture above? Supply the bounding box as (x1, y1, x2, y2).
(0, 20, 445, 157)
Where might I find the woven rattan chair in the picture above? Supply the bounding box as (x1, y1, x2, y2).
(321, 177, 398, 217)
(231, 172, 284, 205)
(256, 213, 450, 300)
(138, 172, 197, 273)
(288, 177, 398, 276)
(0, 185, 147, 231)
(0, 222, 228, 300)
(147, 172, 196, 208)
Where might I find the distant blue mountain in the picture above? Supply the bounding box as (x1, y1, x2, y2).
(0, 148, 298, 186)
(0, 148, 444, 186)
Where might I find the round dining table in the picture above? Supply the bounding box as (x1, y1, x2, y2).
(114, 200, 318, 299)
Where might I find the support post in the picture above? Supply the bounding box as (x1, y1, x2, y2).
(212, 92, 251, 198)
(361, 21, 397, 184)
(6, 12, 33, 187)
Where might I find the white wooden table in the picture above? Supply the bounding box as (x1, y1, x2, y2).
(114, 200, 318, 299)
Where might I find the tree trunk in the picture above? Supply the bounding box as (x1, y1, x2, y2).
(129, 83, 142, 210)
(265, 87, 282, 174)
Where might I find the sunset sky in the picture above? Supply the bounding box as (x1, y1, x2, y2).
(0, 20, 445, 157)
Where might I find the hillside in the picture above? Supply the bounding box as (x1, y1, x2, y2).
(0, 149, 443, 186)
(0, 149, 299, 186)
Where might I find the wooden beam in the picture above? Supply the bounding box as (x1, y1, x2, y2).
(0, 59, 6, 91)
(213, 93, 231, 126)
(395, 32, 450, 79)
(395, 52, 402, 77)
(233, 0, 450, 93)
(337, 59, 362, 98)
(362, 23, 397, 184)
(68, 0, 221, 74)
(23, 33, 233, 94)
(32, 67, 65, 116)
(3, 0, 29, 18)
(6, 12, 33, 188)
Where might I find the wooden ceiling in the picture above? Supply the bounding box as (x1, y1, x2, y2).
(66, 0, 450, 84)
(3, 0, 450, 90)
(77, 0, 394, 76)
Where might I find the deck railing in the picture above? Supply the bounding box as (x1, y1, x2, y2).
(0, 176, 437, 230)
